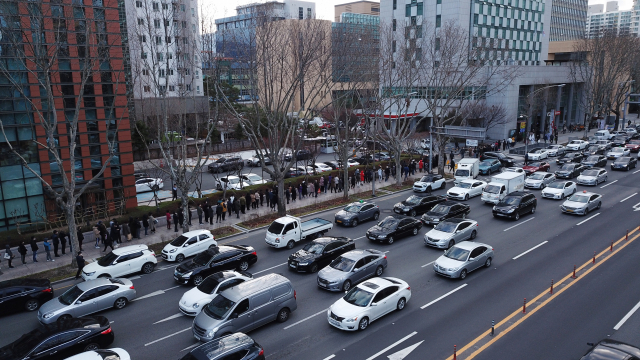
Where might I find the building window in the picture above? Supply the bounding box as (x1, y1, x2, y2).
(154, 19, 160, 28)
(417, 3, 423, 16)
(139, 35, 146, 42)
(159, 69, 165, 77)
(435, 37, 440, 50)
(142, 69, 149, 75)
(406, 4, 411, 17)
(166, 36, 171, 43)
(191, 8, 195, 17)
(307, 8, 312, 18)
(416, 25, 422, 38)
(143, 86, 150, 92)
(169, 85, 175, 91)
(411, 16, 416, 26)
(182, 21, 186, 28)
(392, 40, 396, 52)
(181, 4, 185, 11)
(157, 52, 163, 61)
(156, 36, 162, 44)
(141, 52, 147, 59)
(186, 84, 191, 91)
(436, 15, 441, 28)
(152, 2, 158, 11)
(137, 18, 144, 25)
(392, 19, 396, 31)
(299, 7, 303, 19)
(135, 0, 142, 7)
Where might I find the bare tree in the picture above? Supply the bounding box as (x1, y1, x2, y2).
(460, 103, 509, 133)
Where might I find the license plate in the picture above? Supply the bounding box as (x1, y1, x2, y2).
(289, 263, 296, 268)
(161, 254, 168, 259)
(566, 209, 573, 212)
(368, 236, 375, 240)
(336, 220, 342, 223)
(329, 319, 340, 327)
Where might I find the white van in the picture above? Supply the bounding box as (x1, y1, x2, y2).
(594, 130, 613, 140)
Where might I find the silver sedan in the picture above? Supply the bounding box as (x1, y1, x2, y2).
(317, 249, 388, 292)
(561, 192, 602, 216)
(433, 242, 494, 280)
(38, 278, 136, 324)
(424, 218, 478, 249)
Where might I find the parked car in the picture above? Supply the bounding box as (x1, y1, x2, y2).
(447, 179, 487, 201)
(308, 163, 332, 174)
(162, 230, 217, 262)
(424, 218, 478, 249)
(239, 173, 268, 187)
(527, 149, 549, 160)
(555, 163, 585, 179)
(556, 152, 585, 165)
(285, 149, 312, 161)
(174, 245, 258, 286)
(611, 156, 637, 171)
(491, 191, 537, 221)
(284, 168, 306, 178)
(625, 139, 640, 152)
(503, 167, 525, 174)
(38, 278, 135, 324)
(522, 161, 550, 175)
(366, 216, 423, 244)
(577, 168, 608, 185)
(324, 161, 342, 170)
(524, 172, 556, 189)
(178, 271, 253, 316)
(208, 157, 244, 173)
(561, 191, 602, 215)
(0, 316, 114, 359)
(421, 201, 471, 226)
(81, 245, 157, 280)
(480, 152, 516, 167)
(134, 178, 163, 193)
(65, 348, 130, 360)
(179, 333, 265, 360)
(606, 147, 630, 160)
(478, 159, 502, 175)
(214, 176, 244, 191)
(373, 152, 391, 161)
(334, 201, 380, 227)
(327, 277, 411, 331)
(412, 174, 446, 192)
(317, 249, 387, 291)
(247, 153, 271, 166)
(541, 180, 577, 200)
(288, 237, 356, 273)
(581, 155, 607, 169)
(580, 339, 640, 360)
(546, 144, 565, 157)
(433, 242, 494, 279)
(0, 278, 53, 314)
(393, 195, 446, 217)
(353, 155, 373, 165)
(566, 139, 589, 151)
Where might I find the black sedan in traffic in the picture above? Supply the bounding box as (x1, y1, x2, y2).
(581, 155, 607, 169)
(556, 152, 585, 165)
(0, 278, 53, 314)
(393, 195, 446, 217)
(583, 145, 605, 156)
(174, 245, 258, 285)
(366, 216, 423, 245)
(555, 163, 585, 179)
(611, 156, 638, 171)
(0, 316, 114, 360)
(288, 237, 355, 273)
(421, 201, 470, 226)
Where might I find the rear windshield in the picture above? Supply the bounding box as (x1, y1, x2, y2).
(430, 204, 450, 213)
(268, 221, 285, 234)
(170, 235, 188, 247)
(499, 196, 521, 206)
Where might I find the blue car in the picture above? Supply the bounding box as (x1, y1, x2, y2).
(478, 159, 501, 175)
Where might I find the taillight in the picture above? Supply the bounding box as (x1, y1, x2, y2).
(258, 348, 264, 356)
(406, 286, 411, 290)
(383, 255, 387, 259)
(101, 327, 112, 335)
(252, 251, 257, 256)
(42, 288, 52, 293)
(294, 290, 296, 300)
(130, 285, 135, 289)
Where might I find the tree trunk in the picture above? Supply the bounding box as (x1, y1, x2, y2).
(395, 153, 402, 186)
(65, 204, 79, 268)
(180, 192, 190, 233)
(342, 162, 349, 199)
(277, 178, 286, 216)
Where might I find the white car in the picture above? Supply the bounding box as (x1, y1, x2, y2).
(625, 127, 637, 135)
(546, 145, 565, 157)
(566, 140, 589, 151)
(178, 270, 253, 316)
(606, 147, 630, 160)
(447, 179, 487, 201)
(308, 163, 332, 173)
(161, 230, 217, 262)
(541, 180, 577, 200)
(413, 174, 446, 192)
(346, 159, 359, 167)
(82, 245, 157, 280)
(135, 178, 163, 193)
(215, 175, 244, 190)
(327, 277, 411, 331)
(240, 173, 267, 186)
(504, 167, 525, 174)
(524, 172, 556, 189)
(247, 154, 271, 166)
(576, 168, 607, 186)
(64, 348, 131, 360)
(527, 149, 549, 160)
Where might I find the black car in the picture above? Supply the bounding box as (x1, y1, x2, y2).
(324, 161, 342, 170)
(480, 152, 516, 167)
(353, 155, 374, 165)
(283, 168, 305, 178)
(0, 316, 114, 360)
(366, 216, 423, 244)
(421, 201, 470, 226)
(287, 237, 355, 273)
(555, 163, 585, 179)
(180, 333, 265, 360)
(174, 245, 258, 285)
(208, 157, 244, 173)
(556, 152, 585, 165)
(581, 339, 640, 360)
(393, 195, 446, 217)
(583, 145, 605, 156)
(285, 149, 312, 161)
(0, 279, 53, 314)
(581, 155, 607, 169)
(611, 156, 638, 171)
(492, 192, 537, 221)
(611, 135, 629, 147)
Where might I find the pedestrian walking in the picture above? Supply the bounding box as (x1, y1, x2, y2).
(197, 205, 203, 224)
(285, 187, 290, 204)
(4, 244, 15, 268)
(319, 176, 325, 193)
(378, 167, 383, 183)
(59, 231, 67, 255)
(102, 232, 114, 252)
(75, 252, 85, 279)
(404, 164, 410, 181)
(76, 226, 84, 251)
(43, 238, 53, 261)
(272, 190, 278, 211)
(250, 193, 256, 209)
(166, 211, 172, 230)
(359, 170, 365, 185)
(216, 202, 222, 223)
(135, 217, 142, 239)
(52, 230, 60, 257)
(524, 152, 529, 166)
(172, 212, 179, 232)
(449, 158, 456, 173)
(245, 193, 251, 212)
(254, 191, 259, 209)
(266, 189, 271, 207)
(234, 198, 240, 218)
(142, 214, 149, 235)
(172, 185, 178, 200)
(334, 176, 339, 192)
(222, 200, 228, 221)
(259, 190, 264, 206)
(122, 222, 131, 241)
(308, 182, 315, 198)
(111, 221, 122, 244)
(292, 187, 297, 202)
(240, 195, 246, 214)
(149, 213, 156, 233)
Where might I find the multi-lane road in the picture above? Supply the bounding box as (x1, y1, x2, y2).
(3, 157, 640, 360)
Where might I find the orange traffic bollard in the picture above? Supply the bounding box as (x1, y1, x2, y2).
(453, 345, 457, 360)
(572, 265, 577, 279)
(550, 279, 554, 294)
(593, 251, 596, 264)
(523, 298, 527, 313)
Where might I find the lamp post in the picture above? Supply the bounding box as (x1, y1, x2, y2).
(523, 84, 565, 155)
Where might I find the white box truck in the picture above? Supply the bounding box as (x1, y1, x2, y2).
(481, 171, 525, 204)
(265, 215, 333, 249)
(454, 158, 480, 185)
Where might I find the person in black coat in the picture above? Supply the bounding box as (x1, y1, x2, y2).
(30, 236, 38, 262)
(203, 204, 209, 223)
(173, 212, 179, 232)
(75, 252, 85, 279)
(52, 230, 60, 257)
(18, 241, 28, 265)
(111, 221, 121, 244)
(197, 205, 203, 224)
(216, 203, 223, 223)
(77, 226, 84, 251)
(102, 231, 114, 252)
(142, 215, 150, 236)
(259, 190, 264, 206)
(59, 231, 67, 255)
(208, 205, 214, 225)
(178, 210, 184, 229)
(188, 207, 192, 226)
(245, 193, 251, 212)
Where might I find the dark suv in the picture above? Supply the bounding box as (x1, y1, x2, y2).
(0, 278, 53, 314)
(285, 149, 312, 161)
(208, 157, 244, 173)
(480, 152, 515, 167)
(492, 191, 537, 221)
(180, 332, 264, 360)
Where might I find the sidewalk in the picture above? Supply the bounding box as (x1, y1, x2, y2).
(0, 170, 429, 281)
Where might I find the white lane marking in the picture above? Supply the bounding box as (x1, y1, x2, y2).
(503, 217, 535, 232)
(322, 355, 336, 360)
(600, 180, 618, 188)
(576, 213, 600, 225)
(634, 202, 640, 212)
(283, 308, 328, 330)
(365, 331, 418, 360)
(620, 193, 638, 202)
(164, 285, 181, 291)
(354, 236, 365, 241)
(254, 262, 287, 275)
(387, 340, 424, 360)
(181, 343, 200, 352)
(634, 169, 640, 174)
(153, 313, 183, 324)
(157, 265, 178, 271)
(109, 321, 114, 324)
(128, 276, 141, 280)
(614, 299, 640, 330)
(421, 260, 435, 268)
(144, 327, 191, 346)
(512, 241, 548, 260)
(133, 286, 180, 301)
(421, 284, 468, 309)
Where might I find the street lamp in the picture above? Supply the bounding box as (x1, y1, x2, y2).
(522, 84, 565, 155)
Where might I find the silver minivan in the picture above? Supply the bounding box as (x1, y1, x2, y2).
(192, 273, 297, 342)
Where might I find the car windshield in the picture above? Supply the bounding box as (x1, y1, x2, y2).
(98, 252, 118, 266)
(561, 164, 575, 171)
(343, 287, 374, 307)
(444, 247, 470, 261)
(343, 204, 362, 212)
(430, 204, 450, 213)
(247, 174, 261, 181)
(568, 194, 590, 203)
(611, 148, 624, 153)
(302, 242, 324, 255)
(405, 196, 421, 205)
(532, 150, 543, 154)
(614, 157, 630, 164)
(226, 178, 239, 184)
(549, 145, 560, 149)
(457, 182, 473, 189)
(419, 176, 434, 182)
(586, 156, 600, 162)
(434, 221, 457, 233)
(197, 275, 225, 294)
(377, 217, 399, 229)
(582, 170, 599, 176)
(193, 252, 213, 267)
(203, 295, 235, 320)
(59, 285, 84, 305)
(330, 256, 355, 272)
(570, 141, 581, 145)
(484, 185, 501, 194)
(455, 169, 470, 176)
(548, 182, 565, 189)
(268, 221, 285, 234)
(170, 235, 188, 247)
(500, 196, 521, 206)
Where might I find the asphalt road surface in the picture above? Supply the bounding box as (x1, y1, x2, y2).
(3, 155, 640, 360)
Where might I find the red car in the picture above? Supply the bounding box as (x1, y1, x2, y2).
(523, 161, 550, 175)
(625, 140, 640, 152)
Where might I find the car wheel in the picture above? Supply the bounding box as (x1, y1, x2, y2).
(286, 241, 295, 249)
(375, 265, 383, 276)
(470, 230, 477, 240)
(238, 260, 250, 271)
(342, 280, 352, 292)
(597, 202, 601, 209)
(410, 210, 417, 217)
(485, 257, 492, 267)
(441, 182, 446, 190)
(175, 254, 185, 263)
(352, 219, 358, 227)
(387, 236, 394, 245)
(216, 184, 222, 190)
(426, 186, 432, 193)
(208, 244, 217, 251)
(412, 227, 418, 236)
(310, 263, 318, 273)
(447, 239, 455, 249)
(358, 317, 369, 331)
(531, 206, 536, 214)
(514, 212, 520, 221)
(373, 212, 379, 220)
(277, 308, 290, 323)
(192, 275, 204, 286)
(83, 343, 101, 352)
(57, 314, 72, 323)
(24, 299, 39, 312)
(114, 297, 127, 310)
(142, 262, 155, 274)
(397, 298, 406, 311)
(465, 194, 469, 201)
(459, 269, 467, 280)
(541, 183, 546, 189)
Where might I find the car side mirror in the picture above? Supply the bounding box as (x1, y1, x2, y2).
(370, 302, 377, 307)
(469, 257, 475, 261)
(353, 268, 360, 272)
(230, 313, 238, 319)
(75, 300, 82, 305)
(455, 230, 460, 233)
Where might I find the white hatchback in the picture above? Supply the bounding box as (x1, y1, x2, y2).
(82, 245, 157, 280)
(178, 270, 252, 316)
(327, 277, 411, 331)
(64, 348, 131, 360)
(161, 230, 217, 262)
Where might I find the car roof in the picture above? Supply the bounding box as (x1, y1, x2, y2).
(220, 274, 290, 302)
(452, 241, 491, 251)
(313, 236, 350, 245)
(504, 191, 529, 197)
(188, 332, 254, 360)
(223, 175, 240, 180)
(357, 277, 394, 290)
(111, 244, 148, 255)
(347, 201, 374, 207)
(77, 278, 117, 291)
(441, 218, 473, 224)
(181, 229, 212, 237)
(459, 179, 478, 184)
(342, 249, 383, 260)
(0, 278, 50, 289)
(573, 191, 600, 197)
(241, 173, 261, 177)
(439, 200, 463, 206)
(583, 339, 640, 360)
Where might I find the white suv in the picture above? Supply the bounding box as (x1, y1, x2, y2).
(82, 245, 157, 280)
(162, 230, 217, 262)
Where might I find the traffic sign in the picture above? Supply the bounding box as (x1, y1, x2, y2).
(466, 139, 478, 146)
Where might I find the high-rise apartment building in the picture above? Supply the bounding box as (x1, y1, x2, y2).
(632, 0, 640, 35)
(586, 1, 634, 38)
(334, 1, 380, 22)
(549, 0, 588, 41)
